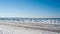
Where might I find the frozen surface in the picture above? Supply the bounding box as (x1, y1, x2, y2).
(0, 25, 60, 34)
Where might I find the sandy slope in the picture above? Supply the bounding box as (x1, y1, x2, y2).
(0, 21, 60, 34)
(0, 25, 59, 34)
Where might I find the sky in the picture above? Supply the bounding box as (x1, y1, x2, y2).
(0, 0, 60, 18)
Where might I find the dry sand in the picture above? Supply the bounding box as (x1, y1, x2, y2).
(0, 21, 60, 34)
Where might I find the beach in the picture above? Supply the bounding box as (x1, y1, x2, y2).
(0, 20, 60, 34)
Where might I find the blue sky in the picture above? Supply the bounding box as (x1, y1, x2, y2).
(0, 0, 60, 18)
